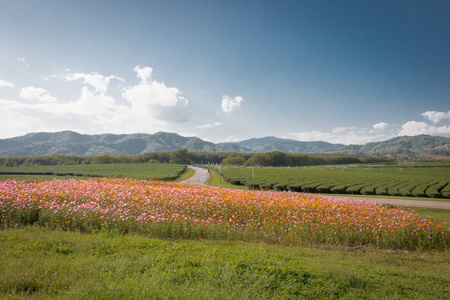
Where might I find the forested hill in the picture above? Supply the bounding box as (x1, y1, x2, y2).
(0, 131, 344, 157)
(0, 131, 448, 158)
(221, 136, 345, 153)
(335, 135, 450, 159)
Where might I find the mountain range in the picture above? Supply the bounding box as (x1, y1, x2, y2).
(0, 131, 448, 158)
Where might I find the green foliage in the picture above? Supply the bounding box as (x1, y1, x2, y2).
(0, 227, 449, 299)
(169, 148, 191, 164)
(218, 164, 450, 198)
(0, 151, 394, 168)
(0, 163, 187, 181)
(221, 155, 246, 166)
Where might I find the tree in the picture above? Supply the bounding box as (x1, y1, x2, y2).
(169, 148, 191, 164)
(222, 155, 246, 166)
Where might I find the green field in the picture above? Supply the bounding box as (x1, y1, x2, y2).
(1, 226, 449, 299)
(0, 163, 187, 181)
(217, 163, 450, 198)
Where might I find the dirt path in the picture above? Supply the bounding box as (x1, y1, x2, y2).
(181, 166, 450, 209)
(180, 166, 210, 185)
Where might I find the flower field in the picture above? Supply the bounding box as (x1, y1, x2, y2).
(1, 178, 449, 250)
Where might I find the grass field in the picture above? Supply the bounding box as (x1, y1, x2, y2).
(216, 163, 450, 199)
(0, 163, 187, 181)
(1, 226, 449, 299)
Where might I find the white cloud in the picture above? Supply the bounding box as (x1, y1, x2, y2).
(133, 65, 152, 83)
(286, 111, 450, 145)
(122, 66, 190, 123)
(398, 121, 450, 136)
(196, 122, 222, 129)
(218, 135, 244, 143)
(373, 122, 389, 130)
(286, 122, 398, 145)
(221, 95, 243, 113)
(0, 65, 192, 139)
(19, 87, 57, 103)
(0, 79, 14, 88)
(422, 111, 450, 124)
(17, 58, 30, 66)
(63, 72, 123, 94)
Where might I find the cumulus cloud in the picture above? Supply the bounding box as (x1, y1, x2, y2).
(0, 79, 14, 88)
(63, 72, 123, 93)
(398, 121, 450, 136)
(122, 66, 190, 123)
(422, 111, 450, 124)
(196, 122, 222, 129)
(373, 122, 389, 130)
(221, 95, 243, 113)
(19, 87, 57, 103)
(286, 110, 450, 145)
(0, 65, 191, 138)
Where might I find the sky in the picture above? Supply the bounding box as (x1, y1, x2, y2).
(0, 0, 449, 145)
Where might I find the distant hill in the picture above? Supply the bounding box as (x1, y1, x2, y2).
(0, 131, 448, 158)
(0, 131, 345, 157)
(222, 136, 345, 153)
(335, 135, 450, 159)
(0, 131, 230, 157)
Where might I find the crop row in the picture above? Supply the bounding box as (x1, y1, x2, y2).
(0, 163, 187, 181)
(219, 166, 450, 198)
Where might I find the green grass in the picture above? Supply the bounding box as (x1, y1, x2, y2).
(1, 226, 449, 299)
(205, 168, 247, 189)
(175, 166, 196, 182)
(402, 206, 450, 223)
(0, 163, 187, 181)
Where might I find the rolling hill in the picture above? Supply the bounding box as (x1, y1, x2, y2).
(0, 131, 448, 158)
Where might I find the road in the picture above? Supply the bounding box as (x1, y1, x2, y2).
(324, 195, 450, 209)
(180, 166, 210, 185)
(182, 166, 450, 209)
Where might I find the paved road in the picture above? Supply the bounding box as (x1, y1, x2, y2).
(181, 166, 450, 209)
(180, 166, 210, 185)
(325, 195, 450, 210)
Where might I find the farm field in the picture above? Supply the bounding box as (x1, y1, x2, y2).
(0, 163, 187, 181)
(217, 163, 450, 199)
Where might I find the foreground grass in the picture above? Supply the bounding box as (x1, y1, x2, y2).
(1, 227, 449, 299)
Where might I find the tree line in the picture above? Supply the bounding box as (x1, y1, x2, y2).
(0, 149, 393, 168)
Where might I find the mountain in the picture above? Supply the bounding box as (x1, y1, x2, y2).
(0, 131, 344, 157)
(335, 135, 450, 158)
(226, 136, 345, 153)
(0, 131, 448, 158)
(0, 131, 234, 157)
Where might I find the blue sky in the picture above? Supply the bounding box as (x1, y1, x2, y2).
(0, 0, 449, 145)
